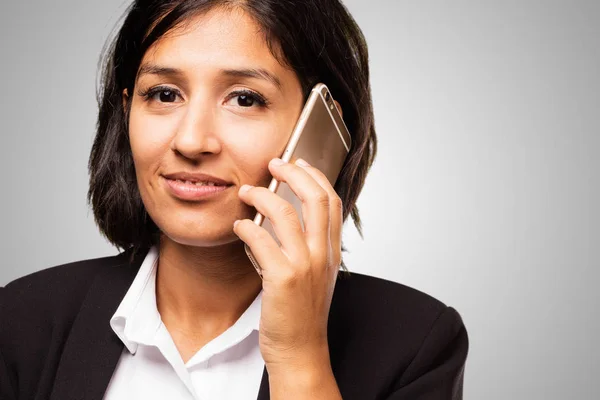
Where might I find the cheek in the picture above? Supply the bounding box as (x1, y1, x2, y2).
(127, 111, 179, 216)
(128, 112, 174, 177)
(222, 115, 292, 185)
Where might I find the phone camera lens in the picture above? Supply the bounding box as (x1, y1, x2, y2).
(325, 92, 331, 102)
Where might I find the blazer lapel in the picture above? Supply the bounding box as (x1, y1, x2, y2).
(48, 248, 273, 400)
(256, 366, 270, 400)
(49, 249, 144, 400)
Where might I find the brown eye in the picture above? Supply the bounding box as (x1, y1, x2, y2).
(237, 94, 255, 107)
(139, 86, 183, 104)
(157, 90, 177, 103)
(225, 90, 268, 109)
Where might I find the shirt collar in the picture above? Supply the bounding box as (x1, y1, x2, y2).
(109, 245, 262, 355)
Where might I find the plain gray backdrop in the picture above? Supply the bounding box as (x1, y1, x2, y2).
(1, 1, 599, 399)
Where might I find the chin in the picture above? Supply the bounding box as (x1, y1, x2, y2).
(157, 217, 241, 246)
(155, 211, 250, 249)
(165, 232, 243, 248)
(145, 192, 257, 248)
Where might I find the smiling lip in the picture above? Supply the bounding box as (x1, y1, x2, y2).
(162, 172, 231, 185)
(161, 173, 233, 201)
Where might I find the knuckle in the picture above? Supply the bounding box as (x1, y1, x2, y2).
(313, 191, 330, 207)
(330, 195, 343, 211)
(279, 269, 300, 287)
(277, 203, 297, 219)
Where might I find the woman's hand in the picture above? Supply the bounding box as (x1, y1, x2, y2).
(233, 157, 342, 374)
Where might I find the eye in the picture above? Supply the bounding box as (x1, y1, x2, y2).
(237, 94, 256, 107)
(138, 86, 183, 104)
(225, 90, 269, 109)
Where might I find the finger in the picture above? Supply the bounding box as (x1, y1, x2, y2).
(233, 218, 288, 275)
(294, 158, 343, 268)
(268, 158, 330, 262)
(238, 184, 308, 261)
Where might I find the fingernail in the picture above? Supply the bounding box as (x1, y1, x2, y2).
(233, 220, 241, 228)
(295, 158, 310, 167)
(240, 184, 253, 193)
(271, 158, 285, 166)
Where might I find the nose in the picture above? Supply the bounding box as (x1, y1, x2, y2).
(171, 101, 222, 159)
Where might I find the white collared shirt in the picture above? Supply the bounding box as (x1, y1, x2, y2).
(103, 246, 265, 400)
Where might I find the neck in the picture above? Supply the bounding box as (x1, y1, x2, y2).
(155, 235, 263, 335)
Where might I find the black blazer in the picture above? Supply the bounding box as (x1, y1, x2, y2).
(0, 249, 468, 400)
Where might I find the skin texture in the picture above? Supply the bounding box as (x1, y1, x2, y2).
(124, 7, 343, 399)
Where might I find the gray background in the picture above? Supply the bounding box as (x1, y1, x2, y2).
(1, 1, 599, 398)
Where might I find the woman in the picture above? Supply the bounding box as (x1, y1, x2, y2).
(0, 1, 468, 399)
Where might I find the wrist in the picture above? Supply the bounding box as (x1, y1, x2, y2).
(268, 361, 339, 399)
(266, 344, 340, 399)
(265, 341, 331, 376)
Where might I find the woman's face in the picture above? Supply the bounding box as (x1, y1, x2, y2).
(126, 7, 304, 247)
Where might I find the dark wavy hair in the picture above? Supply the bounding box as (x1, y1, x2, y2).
(88, 0, 377, 266)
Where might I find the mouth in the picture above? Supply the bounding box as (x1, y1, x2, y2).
(168, 179, 226, 187)
(162, 172, 232, 186)
(161, 173, 233, 201)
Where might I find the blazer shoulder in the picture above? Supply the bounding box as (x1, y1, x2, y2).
(330, 270, 466, 361)
(1, 250, 132, 325)
(0, 251, 138, 400)
(328, 271, 468, 398)
(332, 270, 452, 323)
(3, 251, 129, 297)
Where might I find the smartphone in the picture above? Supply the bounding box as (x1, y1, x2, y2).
(245, 83, 352, 277)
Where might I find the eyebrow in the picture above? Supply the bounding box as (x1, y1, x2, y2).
(221, 68, 282, 89)
(136, 63, 282, 89)
(137, 64, 183, 79)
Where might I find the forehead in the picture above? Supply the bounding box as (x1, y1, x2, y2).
(140, 7, 289, 80)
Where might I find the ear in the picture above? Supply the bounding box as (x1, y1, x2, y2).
(122, 88, 129, 111)
(333, 99, 343, 118)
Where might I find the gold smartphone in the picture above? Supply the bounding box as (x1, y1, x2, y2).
(245, 83, 352, 277)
